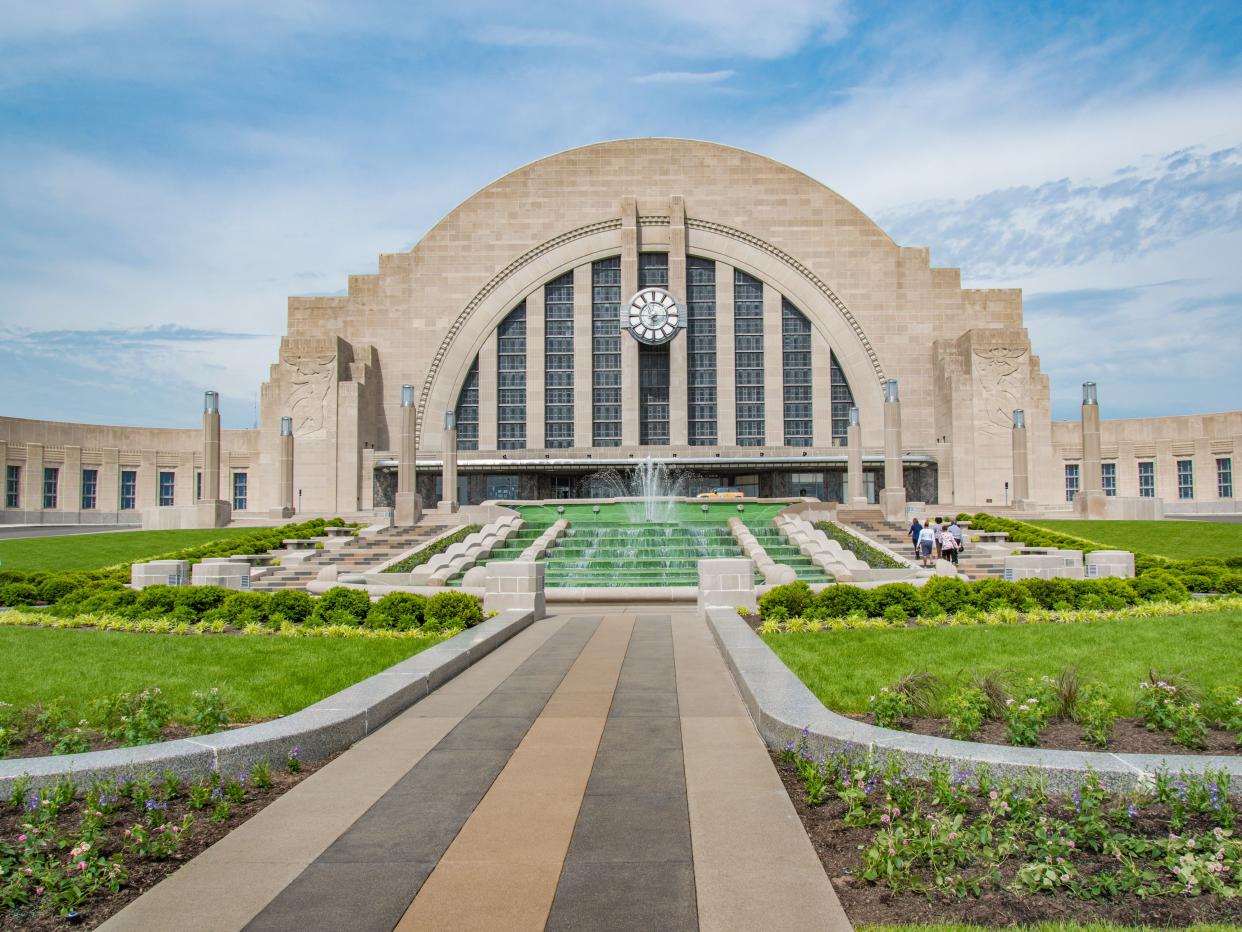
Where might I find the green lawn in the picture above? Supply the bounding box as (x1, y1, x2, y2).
(0, 627, 435, 723)
(1029, 519, 1242, 561)
(763, 610, 1242, 714)
(0, 528, 256, 572)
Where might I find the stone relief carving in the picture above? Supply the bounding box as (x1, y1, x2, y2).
(973, 347, 1027, 436)
(281, 350, 336, 439)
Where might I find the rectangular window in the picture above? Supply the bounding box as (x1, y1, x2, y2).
(120, 470, 137, 510)
(544, 271, 574, 448)
(1138, 461, 1155, 498)
(1177, 459, 1194, 499)
(686, 257, 717, 446)
(43, 467, 59, 509)
(158, 470, 175, 507)
(4, 465, 18, 508)
(232, 472, 248, 510)
(1064, 463, 1080, 502)
(1218, 457, 1233, 498)
(791, 471, 825, 501)
(1101, 462, 1116, 497)
(830, 353, 856, 445)
(782, 299, 813, 446)
(455, 358, 480, 451)
(734, 269, 764, 446)
(81, 468, 98, 510)
(591, 257, 622, 446)
(496, 302, 527, 450)
(195, 470, 203, 501)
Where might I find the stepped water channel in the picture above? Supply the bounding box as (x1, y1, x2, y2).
(450, 500, 833, 588)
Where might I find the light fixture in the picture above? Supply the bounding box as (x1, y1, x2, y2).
(736, 504, 745, 512)
(884, 379, 899, 403)
(701, 503, 709, 513)
(557, 505, 565, 514)
(280, 416, 292, 437)
(592, 504, 600, 514)
(1012, 409, 1026, 429)
(1082, 382, 1098, 405)
(204, 391, 219, 414)
(848, 406, 860, 427)
(401, 384, 414, 407)
(444, 410, 456, 430)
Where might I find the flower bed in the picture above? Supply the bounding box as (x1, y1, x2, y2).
(775, 737, 1242, 927)
(0, 748, 326, 929)
(381, 524, 481, 573)
(814, 521, 906, 569)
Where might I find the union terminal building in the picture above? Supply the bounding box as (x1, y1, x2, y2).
(2, 139, 1240, 525)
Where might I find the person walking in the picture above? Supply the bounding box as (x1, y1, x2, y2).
(917, 521, 936, 567)
(948, 519, 964, 556)
(940, 528, 958, 565)
(908, 516, 922, 559)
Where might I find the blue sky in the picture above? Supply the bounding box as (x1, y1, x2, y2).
(2, 0, 1240, 428)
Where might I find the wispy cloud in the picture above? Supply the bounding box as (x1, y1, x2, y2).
(633, 69, 735, 85)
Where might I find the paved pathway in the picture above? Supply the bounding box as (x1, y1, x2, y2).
(102, 609, 848, 931)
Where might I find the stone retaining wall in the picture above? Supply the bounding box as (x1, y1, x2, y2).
(0, 609, 535, 795)
(705, 606, 1242, 794)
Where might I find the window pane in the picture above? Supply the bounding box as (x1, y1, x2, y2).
(592, 257, 622, 446)
(81, 468, 98, 510)
(455, 357, 480, 451)
(544, 271, 574, 448)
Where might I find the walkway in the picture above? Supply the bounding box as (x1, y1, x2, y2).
(101, 609, 848, 931)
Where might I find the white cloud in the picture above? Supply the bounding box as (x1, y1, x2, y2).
(633, 69, 735, 85)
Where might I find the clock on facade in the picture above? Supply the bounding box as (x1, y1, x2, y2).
(625, 288, 681, 345)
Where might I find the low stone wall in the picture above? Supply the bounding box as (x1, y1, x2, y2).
(0, 609, 536, 795)
(705, 606, 1242, 794)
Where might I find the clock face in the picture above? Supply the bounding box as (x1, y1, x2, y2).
(626, 288, 680, 345)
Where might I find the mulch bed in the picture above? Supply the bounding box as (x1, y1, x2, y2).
(0, 754, 334, 931)
(848, 713, 1241, 757)
(771, 751, 1242, 927)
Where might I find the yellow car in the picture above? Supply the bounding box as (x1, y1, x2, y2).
(696, 487, 745, 500)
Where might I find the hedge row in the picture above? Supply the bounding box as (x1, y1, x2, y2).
(382, 524, 482, 574)
(963, 512, 1242, 587)
(0, 583, 482, 632)
(756, 570, 1242, 622)
(812, 521, 905, 569)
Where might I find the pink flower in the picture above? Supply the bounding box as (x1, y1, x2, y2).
(989, 790, 998, 800)
(77, 861, 87, 871)
(948, 832, 958, 840)
(17, 834, 26, 842)
(880, 814, 890, 823)
(34, 886, 43, 895)
(1067, 840, 1075, 849)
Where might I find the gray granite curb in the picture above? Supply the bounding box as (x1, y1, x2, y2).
(0, 609, 535, 795)
(705, 607, 1242, 794)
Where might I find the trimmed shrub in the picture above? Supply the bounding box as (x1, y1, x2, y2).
(1217, 571, 1242, 594)
(269, 589, 315, 624)
(865, 583, 921, 619)
(311, 587, 372, 626)
(218, 591, 273, 625)
(38, 574, 89, 604)
(1129, 569, 1190, 603)
(758, 581, 814, 620)
(919, 576, 972, 614)
(174, 585, 230, 616)
(135, 585, 179, 615)
(0, 582, 39, 606)
(807, 584, 870, 619)
(966, 578, 1027, 611)
(423, 591, 484, 630)
(365, 592, 428, 631)
(1018, 577, 1083, 610)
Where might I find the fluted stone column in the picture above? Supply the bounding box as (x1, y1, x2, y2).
(439, 411, 459, 513)
(846, 406, 867, 505)
(192, 391, 231, 528)
(879, 379, 907, 520)
(271, 416, 295, 518)
(395, 384, 421, 526)
(1077, 381, 1107, 517)
(1011, 409, 1030, 506)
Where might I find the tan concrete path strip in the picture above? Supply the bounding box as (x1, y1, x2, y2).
(396, 615, 635, 932)
(98, 618, 568, 932)
(673, 614, 852, 932)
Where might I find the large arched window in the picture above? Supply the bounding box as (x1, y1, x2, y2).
(830, 352, 856, 445)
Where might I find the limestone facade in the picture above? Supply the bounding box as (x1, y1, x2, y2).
(1, 139, 1237, 523)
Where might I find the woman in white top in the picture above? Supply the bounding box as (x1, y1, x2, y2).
(916, 522, 937, 567)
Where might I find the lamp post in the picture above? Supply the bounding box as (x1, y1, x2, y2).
(394, 384, 421, 526)
(879, 379, 906, 520)
(439, 409, 459, 513)
(1011, 408, 1030, 506)
(846, 405, 867, 505)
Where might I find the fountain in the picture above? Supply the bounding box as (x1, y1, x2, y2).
(581, 457, 690, 523)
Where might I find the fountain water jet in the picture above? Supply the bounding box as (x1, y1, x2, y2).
(582, 457, 691, 523)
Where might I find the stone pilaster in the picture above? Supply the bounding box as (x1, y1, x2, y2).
(572, 263, 592, 448)
(525, 284, 546, 450)
(762, 282, 783, 447)
(846, 421, 866, 504)
(202, 393, 221, 501)
(620, 196, 640, 448)
(715, 262, 736, 447)
(879, 382, 906, 520)
(1077, 383, 1107, 517)
(668, 195, 689, 446)
(0, 440, 7, 513)
(1011, 411, 1030, 504)
(439, 423, 459, 512)
(477, 330, 499, 451)
(395, 385, 421, 526)
(100, 448, 119, 515)
(25, 443, 44, 514)
(61, 445, 82, 514)
(271, 417, 295, 518)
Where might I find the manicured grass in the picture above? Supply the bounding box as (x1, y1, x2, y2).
(1030, 519, 1242, 561)
(0, 527, 256, 572)
(763, 610, 1242, 714)
(0, 627, 436, 723)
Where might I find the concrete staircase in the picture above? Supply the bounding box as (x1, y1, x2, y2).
(251, 521, 456, 592)
(835, 511, 1006, 581)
